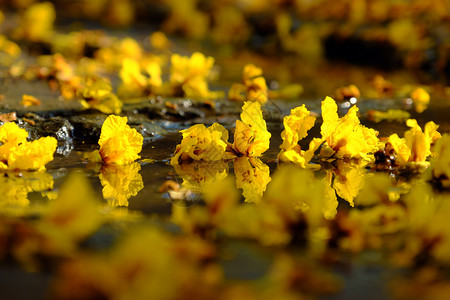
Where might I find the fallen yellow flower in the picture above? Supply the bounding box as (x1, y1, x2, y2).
(233, 101, 271, 157)
(320, 96, 381, 161)
(0, 122, 57, 171)
(89, 115, 143, 165)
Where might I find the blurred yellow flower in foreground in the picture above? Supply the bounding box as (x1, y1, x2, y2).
(0, 122, 57, 171)
(88, 115, 143, 165)
(100, 162, 144, 207)
(320, 96, 381, 161)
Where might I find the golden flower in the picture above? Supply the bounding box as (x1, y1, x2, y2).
(367, 109, 410, 123)
(118, 58, 148, 98)
(331, 160, 368, 207)
(99, 162, 144, 207)
(168, 52, 221, 99)
(89, 115, 143, 165)
(0, 122, 57, 171)
(171, 123, 232, 164)
(278, 105, 320, 168)
(233, 101, 271, 157)
(78, 77, 123, 115)
(320, 96, 381, 160)
(229, 64, 268, 104)
(13, 2, 55, 42)
(149, 31, 171, 51)
(21, 94, 41, 107)
(410, 87, 430, 113)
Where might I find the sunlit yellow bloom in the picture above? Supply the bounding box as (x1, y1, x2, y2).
(94, 115, 143, 165)
(229, 64, 268, 104)
(278, 105, 320, 167)
(99, 162, 144, 207)
(389, 119, 441, 167)
(21, 94, 41, 107)
(169, 52, 220, 99)
(233, 101, 271, 157)
(367, 109, 410, 123)
(234, 157, 271, 204)
(118, 58, 148, 98)
(78, 77, 123, 114)
(404, 119, 440, 162)
(0, 122, 57, 171)
(320, 96, 381, 160)
(171, 123, 232, 164)
(429, 134, 450, 188)
(410, 87, 430, 113)
(13, 2, 55, 42)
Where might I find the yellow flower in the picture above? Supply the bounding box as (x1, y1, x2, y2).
(171, 123, 232, 164)
(13, 2, 55, 42)
(233, 101, 271, 157)
(228, 64, 268, 104)
(93, 115, 143, 165)
(234, 157, 271, 204)
(0, 122, 57, 171)
(410, 87, 430, 113)
(169, 52, 221, 99)
(21, 94, 41, 107)
(404, 119, 440, 162)
(278, 105, 320, 168)
(367, 109, 410, 123)
(78, 77, 123, 115)
(118, 58, 148, 98)
(99, 162, 144, 207)
(320, 96, 381, 160)
(429, 134, 450, 187)
(149, 31, 171, 51)
(0, 35, 21, 58)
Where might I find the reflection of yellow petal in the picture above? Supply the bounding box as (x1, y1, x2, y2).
(100, 162, 144, 207)
(0, 171, 54, 211)
(332, 160, 367, 207)
(234, 157, 271, 204)
(172, 160, 229, 194)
